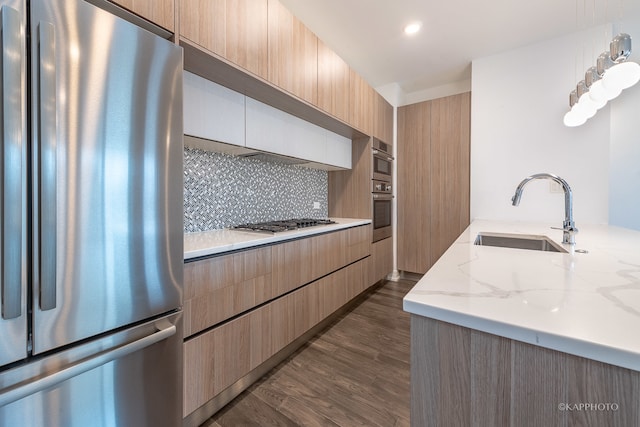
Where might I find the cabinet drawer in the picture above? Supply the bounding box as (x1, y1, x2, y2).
(184, 246, 272, 338)
(184, 225, 371, 338)
(183, 256, 370, 417)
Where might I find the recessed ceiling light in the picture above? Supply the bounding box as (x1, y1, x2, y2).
(404, 22, 422, 36)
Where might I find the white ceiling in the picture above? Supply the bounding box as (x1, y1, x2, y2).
(278, 0, 640, 95)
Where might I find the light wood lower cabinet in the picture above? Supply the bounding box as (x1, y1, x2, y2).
(411, 315, 640, 427)
(371, 237, 393, 283)
(271, 236, 314, 296)
(183, 225, 373, 417)
(184, 256, 372, 417)
(184, 225, 371, 339)
(183, 246, 273, 338)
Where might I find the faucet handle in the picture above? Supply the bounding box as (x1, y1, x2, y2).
(551, 225, 578, 232)
(551, 225, 578, 245)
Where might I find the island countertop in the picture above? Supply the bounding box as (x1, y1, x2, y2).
(184, 217, 371, 260)
(402, 220, 640, 371)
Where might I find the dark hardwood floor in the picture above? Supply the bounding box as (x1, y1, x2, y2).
(201, 279, 416, 427)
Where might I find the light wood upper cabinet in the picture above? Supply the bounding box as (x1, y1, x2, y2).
(180, 0, 269, 80)
(317, 40, 350, 123)
(267, 0, 318, 104)
(328, 137, 372, 220)
(349, 69, 375, 136)
(374, 92, 393, 144)
(110, 0, 175, 31)
(397, 92, 470, 274)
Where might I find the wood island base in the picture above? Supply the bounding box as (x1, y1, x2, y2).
(410, 315, 640, 427)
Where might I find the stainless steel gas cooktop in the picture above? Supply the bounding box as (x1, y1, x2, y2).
(232, 218, 336, 233)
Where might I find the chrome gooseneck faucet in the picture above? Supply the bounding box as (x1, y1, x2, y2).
(511, 173, 578, 245)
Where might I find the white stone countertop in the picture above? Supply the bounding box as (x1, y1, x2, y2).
(403, 220, 640, 371)
(184, 218, 371, 260)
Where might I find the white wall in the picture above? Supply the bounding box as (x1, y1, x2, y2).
(609, 17, 640, 230)
(471, 27, 613, 225)
(401, 79, 471, 106)
(609, 86, 640, 229)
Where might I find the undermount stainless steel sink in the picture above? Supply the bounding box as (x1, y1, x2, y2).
(474, 232, 568, 253)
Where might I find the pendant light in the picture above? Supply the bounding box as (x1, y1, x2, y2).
(575, 80, 598, 119)
(563, 90, 588, 127)
(584, 66, 608, 108)
(603, 33, 640, 90)
(563, 0, 638, 126)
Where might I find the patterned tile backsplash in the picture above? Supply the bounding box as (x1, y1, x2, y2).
(184, 147, 329, 233)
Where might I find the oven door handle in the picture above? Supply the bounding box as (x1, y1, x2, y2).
(372, 151, 394, 161)
(373, 194, 394, 200)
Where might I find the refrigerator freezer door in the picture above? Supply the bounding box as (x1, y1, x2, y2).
(30, 0, 183, 354)
(0, 1, 27, 368)
(0, 311, 182, 427)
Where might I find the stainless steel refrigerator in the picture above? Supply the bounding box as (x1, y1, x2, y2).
(0, 0, 183, 425)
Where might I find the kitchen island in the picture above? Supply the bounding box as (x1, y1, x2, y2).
(403, 220, 640, 426)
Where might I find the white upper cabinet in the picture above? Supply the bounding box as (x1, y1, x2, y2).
(183, 71, 245, 147)
(183, 73, 351, 170)
(324, 131, 351, 170)
(245, 97, 351, 169)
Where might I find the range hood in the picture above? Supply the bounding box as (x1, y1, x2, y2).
(184, 135, 348, 171)
(239, 151, 309, 166)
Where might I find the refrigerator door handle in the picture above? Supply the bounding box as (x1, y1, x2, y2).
(37, 21, 57, 311)
(0, 320, 176, 407)
(0, 5, 23, 320)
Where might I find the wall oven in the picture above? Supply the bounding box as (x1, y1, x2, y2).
(371, 138, 393, 242)
(372, 138, 393, 182)
(372, 179, 393, 242)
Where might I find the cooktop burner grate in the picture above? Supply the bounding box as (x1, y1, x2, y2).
(232, 218, 336, 233)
